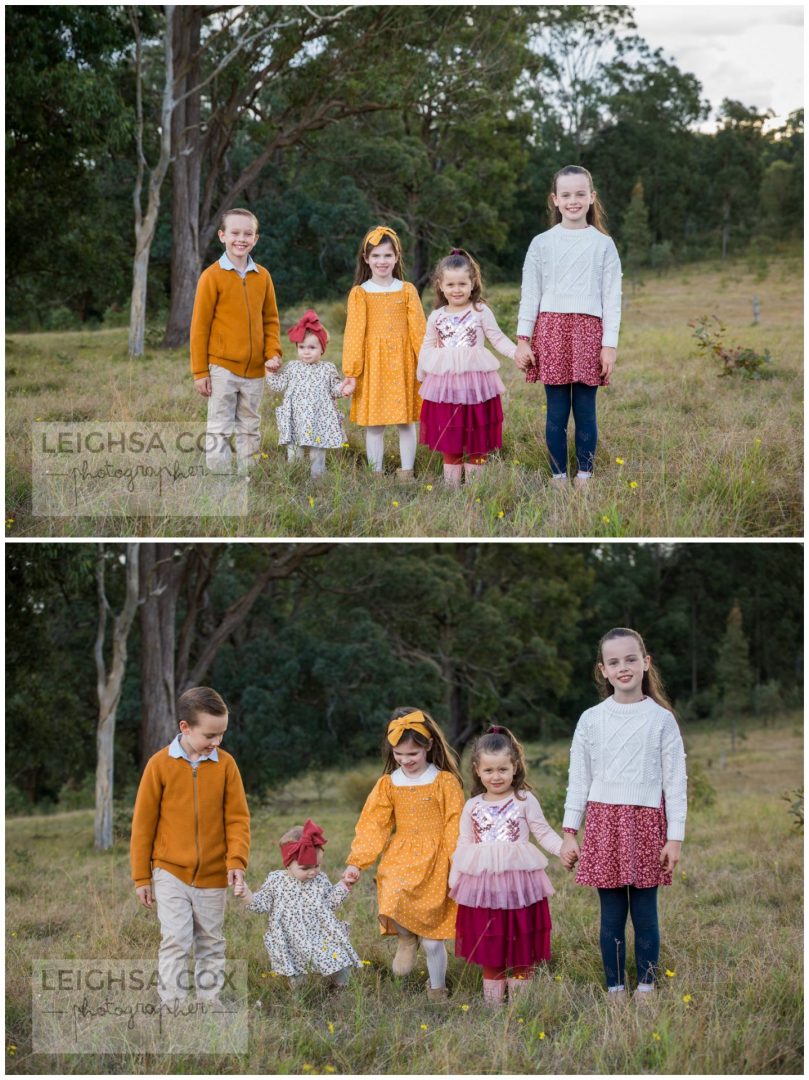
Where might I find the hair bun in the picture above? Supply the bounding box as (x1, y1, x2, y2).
(487, 725, 506, 734)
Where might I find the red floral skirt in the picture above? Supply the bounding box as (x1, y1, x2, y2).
(419, 397, 503, 455)
(576, 801, 672, 889)
(454, 899, 551, 969)
(526, 312, 605, 386)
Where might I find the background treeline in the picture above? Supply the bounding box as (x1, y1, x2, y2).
(6, 4, 803, 333)
(6, 542, 802, 812)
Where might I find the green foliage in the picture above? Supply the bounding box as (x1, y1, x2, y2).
(689, 315, 773, 379)
(686, 759, 716, 810)
(5, 785, 32, 818)
(781, 787, 803, 834)
(623, 180, 652, 275)
(57, 774, 96, 811)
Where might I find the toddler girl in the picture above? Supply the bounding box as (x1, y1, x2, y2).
(450, 725, 563, 1007)
(560, 628, 687, 1004)
(418, 249, 516, 487)
(239, 819, 362, 988)
(343, 707, 465, 1002)
(515, 165, 622, 488)
(341, 226, 426, 480)
(265, 310, 349, 478)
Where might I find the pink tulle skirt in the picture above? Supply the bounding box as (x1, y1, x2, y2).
(450, 867, 554, 909)
(419, 369, 506, 405)
(455, 899, 552, 968)
(419, 397, 503, 455)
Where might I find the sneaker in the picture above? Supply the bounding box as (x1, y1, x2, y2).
(607, 988, 628, 1005)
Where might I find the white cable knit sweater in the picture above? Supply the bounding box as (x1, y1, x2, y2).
(517, 224, 623, 347)
(563, 696, 688, 841)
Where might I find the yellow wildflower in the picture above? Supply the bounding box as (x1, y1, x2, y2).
(652, 1032, 661, 1041)
(615, 457, 625, 465)
(361, 960, 371, 966)
(261, 452, 269, 459)
(308, 496, 315, 508)
(629, 480, 638, 489)
(475, 498, 481, 504)
(753, 437, 762, 446)
(460, 1003, 470, 1012)
(8, 1045, 17, 1056)
(517, 1017, 524, 1024)
(665, 969, 675, 978)
(538, 1031, 546, 1040)
(425, 484, 433, 491)
(420, 1023, 428, 1031)
(327, 1022, 335, 1034)
(498, 510, 505, 518)
(260, 972, 268, 979)
(602, 515, 610, 524)
(554, 975, 562, 982)
(392, 500, 399, 508)
(342, 442, 350, 448)
(682, 993, 693, 1004)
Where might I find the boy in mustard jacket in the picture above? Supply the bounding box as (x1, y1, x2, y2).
(130, 687, 250, 1004)
(190, 208, 282, 472)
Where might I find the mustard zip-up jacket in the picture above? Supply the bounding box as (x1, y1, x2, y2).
(190, 261, 281, 380)
(130, 747, 251, 889)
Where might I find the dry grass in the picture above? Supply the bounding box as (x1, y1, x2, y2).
(4, 716, 803, 1074)
(4, 251, 803, 537)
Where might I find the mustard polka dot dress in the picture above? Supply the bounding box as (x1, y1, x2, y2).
(347, 769, 464, 939)
(342, 282, 427, 426)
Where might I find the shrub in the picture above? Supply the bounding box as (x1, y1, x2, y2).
(341, 769, 378, 812)
(689, 314, 773, 379)
(687, 759, 717, 810)
(782, 786, 803, 834)
(752, 680, 784, 723)
(5, 785, 32, 817)
(57, 774, 96, 811)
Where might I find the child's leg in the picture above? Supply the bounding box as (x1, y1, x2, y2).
(506, 964, 535, 997)
(463, 452, 487, 481)
(309, 448, 327, 478)
(189, 884, 228, 1000)
(420, 937, 447, 989)
(442, 452, 463, 487)
(597, 886, 630, 990)
(287, 445, 304, 462)
(543, 384, 573, 477)
(570, 383, 598, 476)
(233, 376, 263, 472)
(365, 426, 385, 472)
(152, 867, 195, 1003)
(628, 886, 660, 987)
(389, 919, 419, 976)
(206, 366, 237, 471)
(482, 964, 507, 1006)
(396, 423, 418, 471)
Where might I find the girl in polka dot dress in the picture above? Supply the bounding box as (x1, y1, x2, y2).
(560, 628, 687, 1004)
(449, 725, 564, 1008)
(515, 165, 622, 489)
(343, 707, 465, 1002)
(341, 226, 427, 481)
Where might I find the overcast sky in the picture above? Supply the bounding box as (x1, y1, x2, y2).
(630, 3, 804, 130)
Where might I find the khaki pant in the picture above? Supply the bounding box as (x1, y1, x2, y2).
(152, 866, 227, 1003)
(206, 365, 264, 472)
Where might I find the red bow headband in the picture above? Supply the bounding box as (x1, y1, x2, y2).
(280, 819, 327, 868)
(288, 309, 329, 355)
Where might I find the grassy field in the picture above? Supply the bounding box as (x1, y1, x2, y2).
(4, 250, 803, 538)
(4, 716, 803, 1074)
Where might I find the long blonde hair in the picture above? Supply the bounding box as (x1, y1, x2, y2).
(548, 166, 609, 234)
(594, 627, 675, 711)
(380, 706, 464, 788)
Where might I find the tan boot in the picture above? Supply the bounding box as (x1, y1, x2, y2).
(482, 978, 506, 1008)
(391, 929, 419, 976)
(443, 463, 463, 488)
(426, 986, 449, 1004)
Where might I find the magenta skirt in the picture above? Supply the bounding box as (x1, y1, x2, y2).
(455, 899, 552, 969)
(419, 396, 503, 455)
(526, 312, 605, 386)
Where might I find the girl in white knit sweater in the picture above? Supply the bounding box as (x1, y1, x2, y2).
(515, 165, 622, 489)
(560, 627, 687, 1004)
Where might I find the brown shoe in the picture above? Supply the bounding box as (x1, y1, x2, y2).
(391, 930, 419, 976)
(426, 986, 449, 1004)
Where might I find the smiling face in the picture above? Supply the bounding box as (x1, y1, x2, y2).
(475, 749, 516, 799)
(179, 712, 228, 760)
(296, 332, 323, 365)
(286, 849, 323, 882)
(364, 239, 397, 284)
(552, 173, 596, 228)
(392, 735, 432, 778)
(218, 213, 258, 264)
(598, 635, 650, 702)
(439, 269, 473, 309)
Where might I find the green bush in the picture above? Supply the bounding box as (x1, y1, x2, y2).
(57, 774, 96, 811)
(5, 785, 32, 817)
(687, 758, 717, 810)
(341, 769, 378, 812)
(689, 314, 773, 379)
(752, 680, 784, 721)
(782, 786, 803, 834)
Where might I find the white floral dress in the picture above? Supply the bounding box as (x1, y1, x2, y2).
(265, 360, 347, 448)
(246, 870, 362, 977)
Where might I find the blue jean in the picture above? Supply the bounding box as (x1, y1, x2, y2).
(544, 383, 598, 476)
(597, 886, 660, 988)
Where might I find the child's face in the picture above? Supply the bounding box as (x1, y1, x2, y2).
(392, 736, 432, 778)
(218, 214, 258, 262)
(440, 269, 473, 308)
(599, 635, 650, 699)
(179, 712, 228, 758)
(475, 750, 516, 798)
(364, 240, 397, 282)
(551, 176, 595, 226)
(287, 849, 323, 882)
(297, 332, 323, 365)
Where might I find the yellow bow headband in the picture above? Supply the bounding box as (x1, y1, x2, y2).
(387, 711, 431, 746)
(364, 225, 401, 255)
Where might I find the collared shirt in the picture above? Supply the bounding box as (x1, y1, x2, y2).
(168, 733, 219, 770)
(218, 252, 259, 279)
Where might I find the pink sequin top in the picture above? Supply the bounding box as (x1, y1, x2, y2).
(417, 304, 515, 405)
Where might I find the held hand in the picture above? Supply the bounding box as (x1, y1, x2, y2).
(600, 347, 616, 384)
(560, 834, 580, 871)
(343, 865, 361, 885)
(340, 377, 356, 398)
(135, 885, 154, 908)
(265, 356, 282, 373)
(514, 339, 535, 372)
(659, 840, 682, 874)
(228, 868, 246, 895)
(194, 376, 212, 398)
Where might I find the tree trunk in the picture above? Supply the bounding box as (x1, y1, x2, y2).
(163, 5, 203, 348)
(138, 543, 185, 768)
(128, 246, 150, 357)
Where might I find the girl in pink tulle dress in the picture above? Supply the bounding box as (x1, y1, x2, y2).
(449, 726, 564, 1007)
(417, 249, 516, 487)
